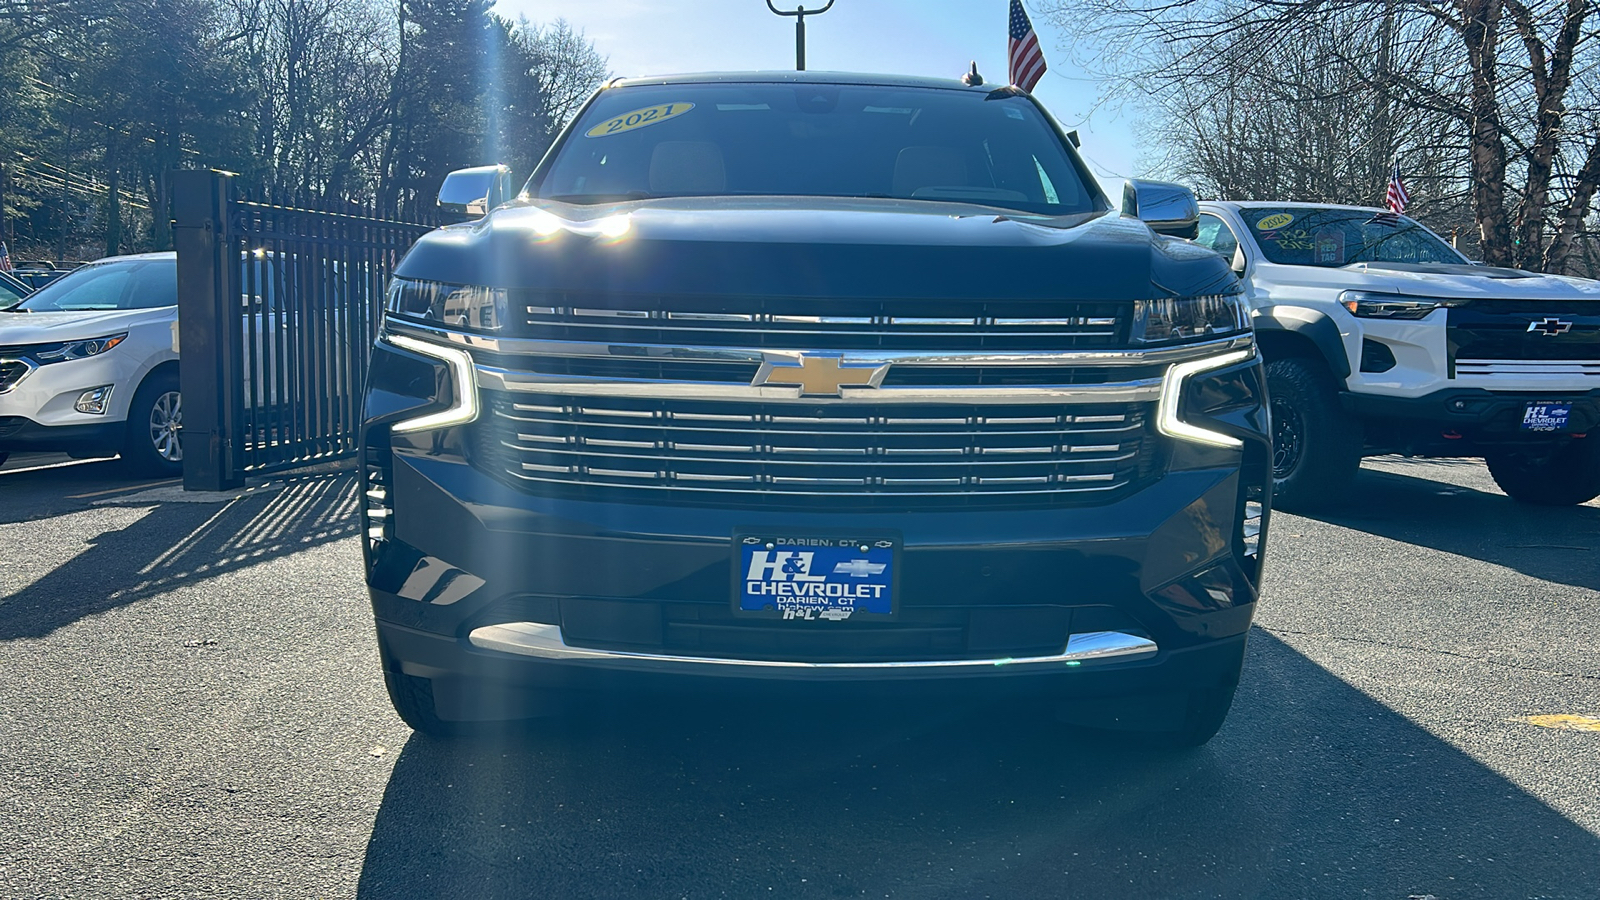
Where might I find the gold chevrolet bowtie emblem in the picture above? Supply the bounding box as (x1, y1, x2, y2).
(751, 355, 890, 396)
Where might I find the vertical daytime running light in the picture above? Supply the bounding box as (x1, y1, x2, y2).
(1157, 350, 1253, 448)
(384, 334, 480, 434)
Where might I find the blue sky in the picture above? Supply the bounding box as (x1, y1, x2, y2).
(492, 0, 1141, 195)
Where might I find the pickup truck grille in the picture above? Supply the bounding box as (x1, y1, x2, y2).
(514, 294, 1125, 351)
(469, 390, 1158, 507)
(1449, 303, 1600, 368)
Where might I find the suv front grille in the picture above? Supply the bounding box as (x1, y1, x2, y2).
(468, 390, 1159, 507)
(514, 294, 1127, 351)
(0, 359, 32, 393)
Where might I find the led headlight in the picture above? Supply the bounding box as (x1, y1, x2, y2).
(29, 333, 127, 364)
(382, 333, 479, 434)
(1339, 291, 1463, 319)
(386, 279, 507, 332)
(1157, 349, 1254, 448)
(1131, 294, 1248, 344)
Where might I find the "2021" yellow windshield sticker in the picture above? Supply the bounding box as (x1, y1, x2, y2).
(585, 102, 695, 138)
(1256, 212, 1294, 230)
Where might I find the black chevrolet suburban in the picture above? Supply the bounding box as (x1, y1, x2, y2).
(360, 72, 1272, 746)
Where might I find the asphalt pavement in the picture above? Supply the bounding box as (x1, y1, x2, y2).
(0, 452, 1596, 899)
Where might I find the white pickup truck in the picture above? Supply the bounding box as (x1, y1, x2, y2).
(1194, 201, 1600, 510)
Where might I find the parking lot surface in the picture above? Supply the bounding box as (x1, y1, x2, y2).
(1, 452, 1597, 898)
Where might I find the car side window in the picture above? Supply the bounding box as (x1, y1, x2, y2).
(1195, 214, 1241, 261)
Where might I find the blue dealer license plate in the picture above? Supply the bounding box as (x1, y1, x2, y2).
(1522, 402, 1573, 432)
(735, 533, 898, 621)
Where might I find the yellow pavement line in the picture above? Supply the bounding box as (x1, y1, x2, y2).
(67, 479, 181, 500)
(1521, 714, 1600, 732)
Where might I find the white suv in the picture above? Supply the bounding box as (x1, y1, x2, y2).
(1195, 202, 1600, 509)
(0, 253, 182, 474)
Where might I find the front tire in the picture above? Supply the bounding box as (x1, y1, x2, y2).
(1061, 683, 1240, 749)
(122, 371, 183, 477)
(1486, 439, 1600, 506)
(1265, 357, 1362, 511)
(383, 669, 480, 738)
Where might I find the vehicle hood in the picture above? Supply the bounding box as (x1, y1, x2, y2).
(0, 307, 173, 345)
(1255, 260, 1600, 302)
(396, 197, 1238, 302)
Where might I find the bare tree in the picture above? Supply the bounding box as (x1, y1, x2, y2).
(1043, 0, 1600, 273)
(514, 17, 610, 129)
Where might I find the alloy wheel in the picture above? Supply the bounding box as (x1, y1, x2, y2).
(1270, 395, 1303, 478)
(149, 390, 183, 462)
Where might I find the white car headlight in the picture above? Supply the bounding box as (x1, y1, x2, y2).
(1339, 291, 1464, 320)
(29, 333, 128, 364)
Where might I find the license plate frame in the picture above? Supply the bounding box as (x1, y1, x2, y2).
(1521, 401, 1573, 433)
(732, 531, 900, 622)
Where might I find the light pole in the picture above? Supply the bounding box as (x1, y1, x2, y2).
(766, 0, 835, 71)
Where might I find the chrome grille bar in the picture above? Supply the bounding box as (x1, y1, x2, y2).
(470, 392, 1155, 501)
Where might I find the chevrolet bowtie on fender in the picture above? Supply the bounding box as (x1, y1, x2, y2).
(361, 72, 1272, 747)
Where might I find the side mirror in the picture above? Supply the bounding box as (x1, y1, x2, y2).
(1230, 244, 1247, 274)
(1122, 179, 1199, 240)
(438, 165, 516, 218)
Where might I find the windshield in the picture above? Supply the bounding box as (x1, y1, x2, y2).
(0, 276, 26, 309)
(539, 82, 1103, 216)
(13, 258, 176, 311)
(1242, 207, 1464, 267)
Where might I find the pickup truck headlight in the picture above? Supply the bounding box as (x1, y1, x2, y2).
(20, 333, 127, 364)
(1131, 294, 1248, 344)
(1339, 291, 1464, 320)
(386, 278, 507, 332)
(381, 333, 479, 434)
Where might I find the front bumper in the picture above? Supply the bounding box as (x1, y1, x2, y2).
(1344, 387, 1600, 454)
(0, 415, 123, 456)
(365, 442, 1266, 697)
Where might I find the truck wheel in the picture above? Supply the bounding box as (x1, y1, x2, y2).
(122, 371, 183, 477)
(1486, 439, 1600, 506)
(1143, 684, 1238, 749)
(382, 667, 549, 738)
(383, 669, 482, 738)
(1063, 683, 1240, 749)
(1265, 357, 1362, 511)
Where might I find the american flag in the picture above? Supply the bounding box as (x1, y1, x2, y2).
(1008, 0, 1047, 92)
(0, 241, 11, 273)
(1385, 161, 1409, 215)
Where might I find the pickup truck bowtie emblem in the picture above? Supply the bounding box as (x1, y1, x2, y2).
(1528, 317, 1574, 336)
(752, 355, 890, 396)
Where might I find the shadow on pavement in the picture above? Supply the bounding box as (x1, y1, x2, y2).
(1299, 462, 1600, 591)
(357, 630, 1600, 899)
(0, 471, 358, 640)
(0, 456, 148, 525)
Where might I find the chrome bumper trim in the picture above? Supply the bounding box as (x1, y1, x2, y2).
(466, 623, 1159, 669)
(386, 320, 1253, 368)
(474, 367, 1166, 404)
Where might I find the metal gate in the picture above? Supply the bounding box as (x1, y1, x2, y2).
(173, 169, 435, 490)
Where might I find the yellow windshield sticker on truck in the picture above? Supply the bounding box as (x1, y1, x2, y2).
(1256, 212, 1294, 230)
(585, 103, 695, 138)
